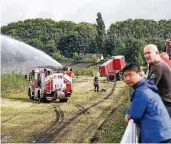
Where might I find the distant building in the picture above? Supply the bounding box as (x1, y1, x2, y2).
(83, 53, 104, 62)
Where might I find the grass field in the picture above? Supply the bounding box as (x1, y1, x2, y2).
(1, 74, 129, 143)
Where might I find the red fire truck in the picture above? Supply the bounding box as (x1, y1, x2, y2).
(27, 66, 72, 102)
(99, 55, 126, 81)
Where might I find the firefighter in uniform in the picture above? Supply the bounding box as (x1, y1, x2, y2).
(94, 76, 99, 92)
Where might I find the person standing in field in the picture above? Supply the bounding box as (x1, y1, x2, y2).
(94, 76, 99, 92)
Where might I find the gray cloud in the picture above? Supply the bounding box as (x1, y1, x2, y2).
(1, 0, 171, 28)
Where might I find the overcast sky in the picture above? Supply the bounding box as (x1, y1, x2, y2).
(1, 0, 171, 28)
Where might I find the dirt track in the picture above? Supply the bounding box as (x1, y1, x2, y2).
(29, 80, 127, 143)
(1, 78, 128, 143)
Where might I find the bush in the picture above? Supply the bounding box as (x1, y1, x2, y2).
(84, 58, 92, 63)
(73, 52, 84, 62)
(83, 55, 98, 63)
(73, 68, 97, 77)
(52, 51, 68, 60)
(91, 55, 98, 63)
(1, 71, 28, 94)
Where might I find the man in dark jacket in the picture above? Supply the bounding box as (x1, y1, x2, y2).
(94, 76, 99, 92)
(124, 64, 171, 143)
(144, 44, 171, 116)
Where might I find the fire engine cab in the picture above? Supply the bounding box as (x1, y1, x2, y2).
(27, 66, 72, 102)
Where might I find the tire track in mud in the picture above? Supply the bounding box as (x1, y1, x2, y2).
(29, 82, 118, 143)
(29, 106, 64, 143)
(75, 104, 90, 114)
(89, 95, 129, 143)
(76, 88, 128, 143)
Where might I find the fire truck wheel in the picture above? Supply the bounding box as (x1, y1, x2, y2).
(59, 98, 68, 102)
(28, 88, 31, 97)
(39, 97, 47, 102)
(39, 97, 43, 102)
(38, 93, 47, 103)
(28, 88, 34, 100)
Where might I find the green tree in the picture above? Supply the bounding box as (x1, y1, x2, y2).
(73, 52, 84, 61)
(1, 18, 171, 63)
(45, 39, 56, 54)
(124, 37, 139, 63)
(96, 12, 106, 54)
(52, 51, 66, 60)
(137, 39, 147, 65)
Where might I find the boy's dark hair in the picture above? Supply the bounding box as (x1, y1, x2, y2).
(123, 63, 141, 73)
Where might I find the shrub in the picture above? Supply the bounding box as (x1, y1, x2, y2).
(52, 51, 68, 60)
(73, 68, 97, 77)
(1, 71, 28, 94)
(84, 58, 92, 63)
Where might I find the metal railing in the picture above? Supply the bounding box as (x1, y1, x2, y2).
(120, 119, 138, 143)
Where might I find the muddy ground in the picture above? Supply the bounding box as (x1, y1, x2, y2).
(1, 77, 129, 143)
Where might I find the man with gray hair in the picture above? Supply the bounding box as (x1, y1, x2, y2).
(144, 44, 171, 116)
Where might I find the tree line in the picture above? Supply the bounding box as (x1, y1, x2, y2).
(1, 12, 171, 65)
